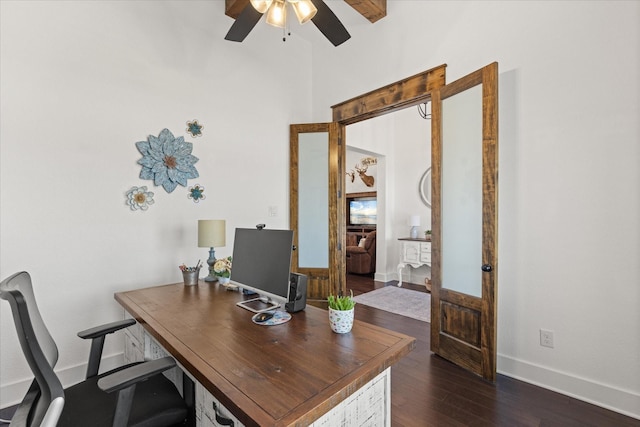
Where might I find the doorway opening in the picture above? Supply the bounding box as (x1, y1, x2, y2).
(344, 105, 431, 292)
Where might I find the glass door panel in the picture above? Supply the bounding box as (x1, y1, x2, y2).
(290, 122, 342, 299)
(298, 132, 329, 268)
(441, 84, 483, 297)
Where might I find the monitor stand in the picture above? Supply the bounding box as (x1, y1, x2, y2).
(236, 297, 280, 313)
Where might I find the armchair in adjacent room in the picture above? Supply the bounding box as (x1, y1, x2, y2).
(0, 271, 189, 427)
(346, 230, 377, 275)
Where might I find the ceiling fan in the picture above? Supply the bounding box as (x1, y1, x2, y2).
(225, 0, 351, 47)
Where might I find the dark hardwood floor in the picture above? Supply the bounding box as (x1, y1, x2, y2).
(309, 274, 640, 427)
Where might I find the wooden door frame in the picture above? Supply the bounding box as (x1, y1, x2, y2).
(331, 64, 447, 293)
(329, 62, 498, 383)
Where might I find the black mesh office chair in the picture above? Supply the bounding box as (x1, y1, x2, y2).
(1, 271, 188, 427)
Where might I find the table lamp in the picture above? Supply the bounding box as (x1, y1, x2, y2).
(198, 219, 226, 282)
(409, 215, 420, 239)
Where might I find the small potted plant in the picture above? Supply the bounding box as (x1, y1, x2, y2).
(327, 290, 356, 333)
(424, 229, 432, 241)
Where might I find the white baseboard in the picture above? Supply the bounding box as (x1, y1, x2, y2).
(498, 354, 640, 420)
(0, 353, 124, 409)
(374, 271, 392, 282)
(375, 271, 426, 285)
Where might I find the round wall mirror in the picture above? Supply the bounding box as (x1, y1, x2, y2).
(419, 167, 432, 208)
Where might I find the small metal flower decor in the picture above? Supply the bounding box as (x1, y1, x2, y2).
(188, 184, 206, 203)
(186, 120, 203, 137)
(136, 128, 199, 193)
(126, 186, 155, 211)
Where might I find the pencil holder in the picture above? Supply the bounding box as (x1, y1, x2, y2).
(182, 268, 200, 286)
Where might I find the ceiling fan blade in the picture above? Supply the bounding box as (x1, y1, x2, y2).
(225, 3, 264, 42)
(310, 0, 351, 46)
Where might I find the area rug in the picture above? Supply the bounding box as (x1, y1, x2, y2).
(353, 286, 431, 323)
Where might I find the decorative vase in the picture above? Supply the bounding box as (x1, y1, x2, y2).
(328, 307, 354, 334)
(217, 276, 230, 285)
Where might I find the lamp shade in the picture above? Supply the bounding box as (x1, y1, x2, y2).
(291, 0, 317, 24)
(250, 0, 273, 13)
(266, 0, 286, 28)
(198, 220, 226, 248)
(409, 215, 421, 227)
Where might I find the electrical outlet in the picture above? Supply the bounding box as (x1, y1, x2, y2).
(268, 206, 278, 217)
(540, 329, 554, 348)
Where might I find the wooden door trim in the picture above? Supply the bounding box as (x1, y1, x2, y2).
(331, 64, 447, 125)
(329, 64, 446, 298)
(329, 122, 345, 296)
(480, 63, 499, 380)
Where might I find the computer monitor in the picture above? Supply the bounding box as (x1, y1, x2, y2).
(230, 228, 294, 313)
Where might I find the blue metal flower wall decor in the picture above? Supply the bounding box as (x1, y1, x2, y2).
(188, 184, 206, 203)
(136, 128, 199, 193)
(186, 120, 203, 137)
(126, 186, 155, 211)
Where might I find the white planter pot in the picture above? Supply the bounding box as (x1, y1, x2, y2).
(328, 307, 354, 333)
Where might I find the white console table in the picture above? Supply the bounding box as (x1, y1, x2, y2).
(397, 238, 431, 287)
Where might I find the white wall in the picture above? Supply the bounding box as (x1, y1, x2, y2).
(311, 0, 640, 419)
(0, 0, 312, 406)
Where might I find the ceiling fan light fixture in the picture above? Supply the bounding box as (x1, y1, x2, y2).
(266, 0, 287, 28)
(250, 0, 273, 14)
(225, 0, 350, 47)
(291, 0, 317, 24)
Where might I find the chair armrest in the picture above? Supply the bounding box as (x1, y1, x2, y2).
(77, 318, 136, 339)
(97, 357, 178, 427)
(346, 246, 367, 255)
(97, 357, 177, 393)
(77, 318, 137, 379)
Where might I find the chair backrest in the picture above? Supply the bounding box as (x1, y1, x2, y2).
(364, 230, 376, 253)
(1, 271, 64, 427)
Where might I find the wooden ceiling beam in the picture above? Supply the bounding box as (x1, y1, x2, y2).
(344, 0, 386, 23)
(225, 0, 386, 23)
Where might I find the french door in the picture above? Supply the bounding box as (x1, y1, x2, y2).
(289, 123, 346, 299)
(430, 62, 499, 381)
(288, 63, 497, 381)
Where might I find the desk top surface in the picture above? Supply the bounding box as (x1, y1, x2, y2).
(115, 282, 415, 427)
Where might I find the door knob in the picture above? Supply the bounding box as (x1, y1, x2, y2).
(481, 264, 493, 272)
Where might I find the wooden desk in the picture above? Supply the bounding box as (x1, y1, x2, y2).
(115, 282, 415, 426)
